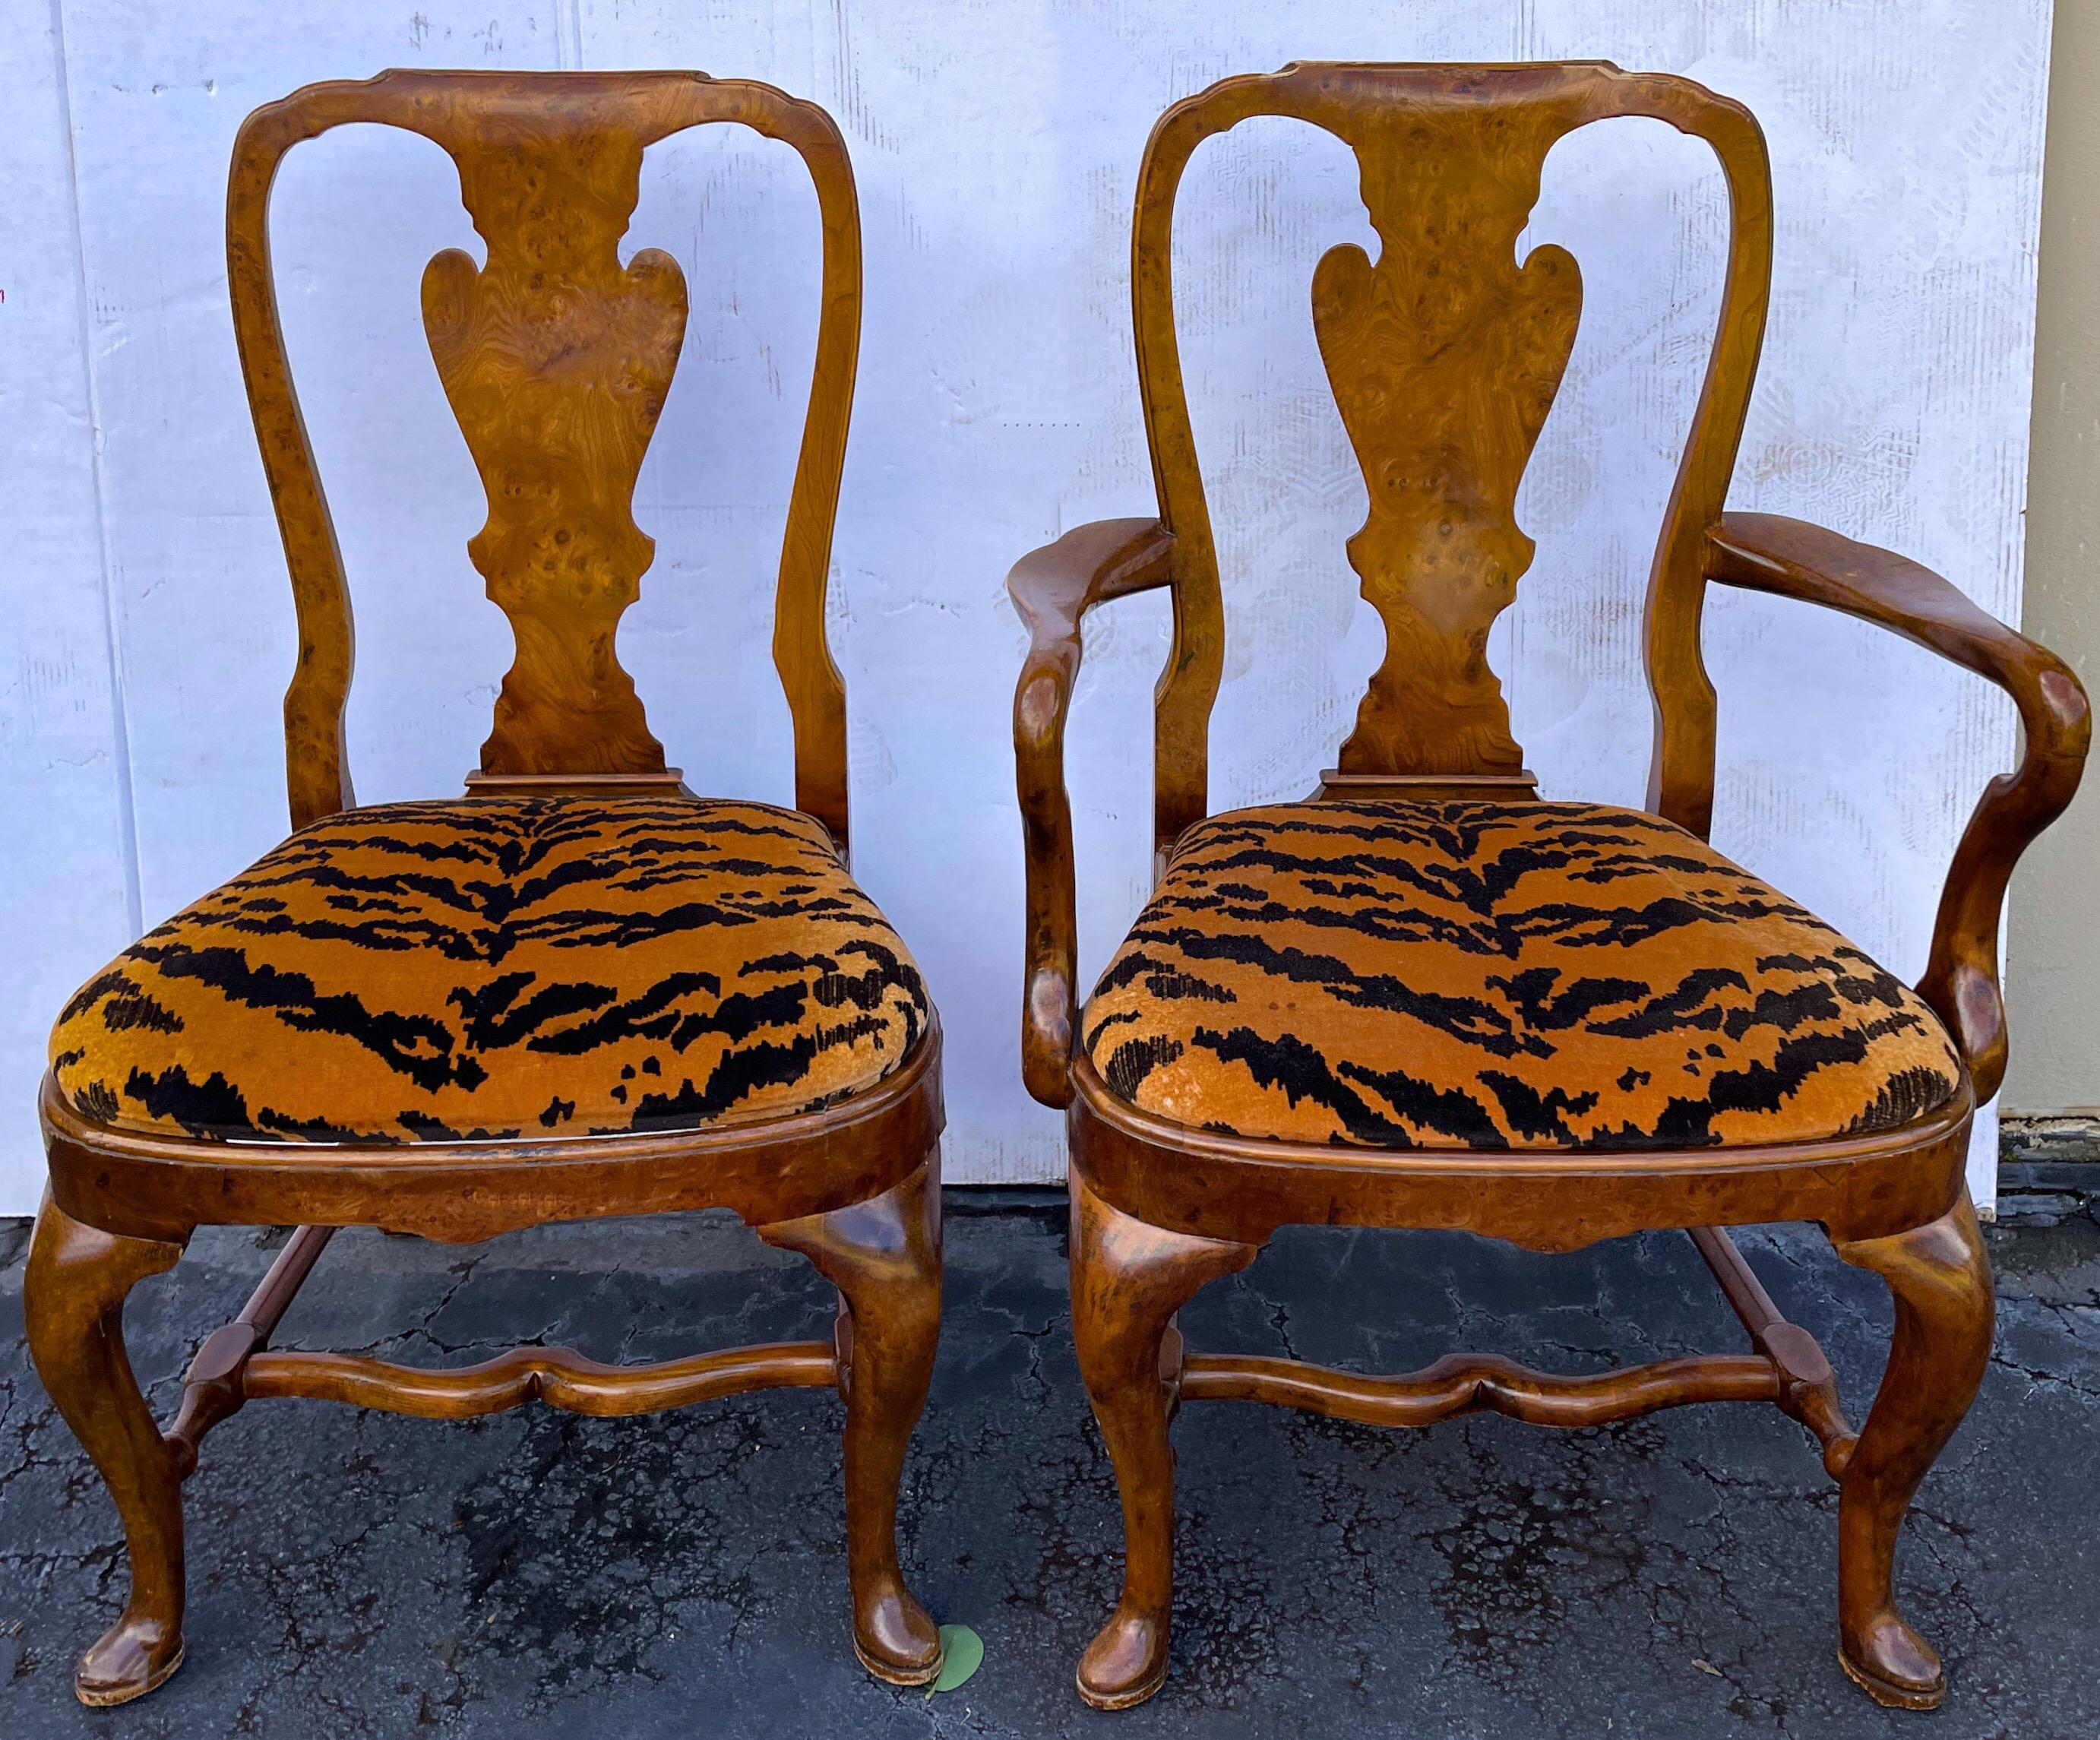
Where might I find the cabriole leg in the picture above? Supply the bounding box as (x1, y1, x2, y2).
(24, 1195, 189, 1707)
(1830, 1191, 1994, 1710)
(1068, 1174, 1255, 1710)
(761, 1151, 944, 1685)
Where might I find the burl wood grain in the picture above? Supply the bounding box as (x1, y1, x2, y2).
(227, 69, 862, 845)
(1010, 61, 2085, 1716)
(1017, 61, 1772, 1099)
(1832, 1196, 1995, 1708)
(23, 1203, 189, 1707)
(1313, 96, 1581, 778)
(1706, 512, 2092, 1103)
(1007, 517, 1177, 1106)
(1127, 61, 1773, 847)
(422, 119, 688, 778)
(35, 71, 938, 1710)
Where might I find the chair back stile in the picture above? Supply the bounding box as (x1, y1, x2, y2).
(1127, 62, 1773, 858)
(225, 69, 862, 854)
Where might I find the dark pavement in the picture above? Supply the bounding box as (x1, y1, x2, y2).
(2, 1191, 2095, 1738)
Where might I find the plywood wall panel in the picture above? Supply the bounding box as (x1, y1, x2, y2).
(0, 3, 141, 1211)
(53, 2, 562, 927)
(0, 0, 2049, 1208)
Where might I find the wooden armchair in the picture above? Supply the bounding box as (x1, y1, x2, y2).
(27, 70, 947, 1705)
(1010, 62, 2090, 1713)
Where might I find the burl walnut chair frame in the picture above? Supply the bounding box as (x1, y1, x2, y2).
(28, 71, 946, 1705)
(1010, 64, 2090, 1712)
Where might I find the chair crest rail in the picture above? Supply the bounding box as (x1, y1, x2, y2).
(229, 68, 863, 843)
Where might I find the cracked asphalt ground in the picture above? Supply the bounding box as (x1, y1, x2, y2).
(2, 1194, 2095, 1738)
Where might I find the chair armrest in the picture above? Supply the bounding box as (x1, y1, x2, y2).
(1706, 511, 2092, 1100)
(1009, 517, 1177, 1108)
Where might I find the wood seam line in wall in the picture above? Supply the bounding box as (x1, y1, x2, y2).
(48, 0, 144, 939)
(556, 0, 583, 73)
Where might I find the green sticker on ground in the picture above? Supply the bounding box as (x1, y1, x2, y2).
(928, 1625, 984, 1694)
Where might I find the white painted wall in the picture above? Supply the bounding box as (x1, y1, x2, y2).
(0, 1, 144, 1219)
(0, 2, 2050, 1213)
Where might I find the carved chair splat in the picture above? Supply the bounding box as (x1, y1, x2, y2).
(29, 69, 941, 1707)
(1010, 62, 2089, 1713)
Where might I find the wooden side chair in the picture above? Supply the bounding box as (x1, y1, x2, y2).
(1010, 62, 2090, 1713)
(27, 69, 947, 1706)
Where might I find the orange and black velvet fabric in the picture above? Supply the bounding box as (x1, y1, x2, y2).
(51, 796, 929, 1145)
(1082, 800, 1961, 1152)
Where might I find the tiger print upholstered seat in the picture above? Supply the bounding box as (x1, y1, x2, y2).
(1004, 62, 2096, 1719)
(29, 74, 966, 1710)
(50, 796, 930, 1146)
(1082, 799, 1962, 1152)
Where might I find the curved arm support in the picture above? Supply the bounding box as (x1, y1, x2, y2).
(1706, 512, 2092, 1101)
(1009, 518, 1176, 1108)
